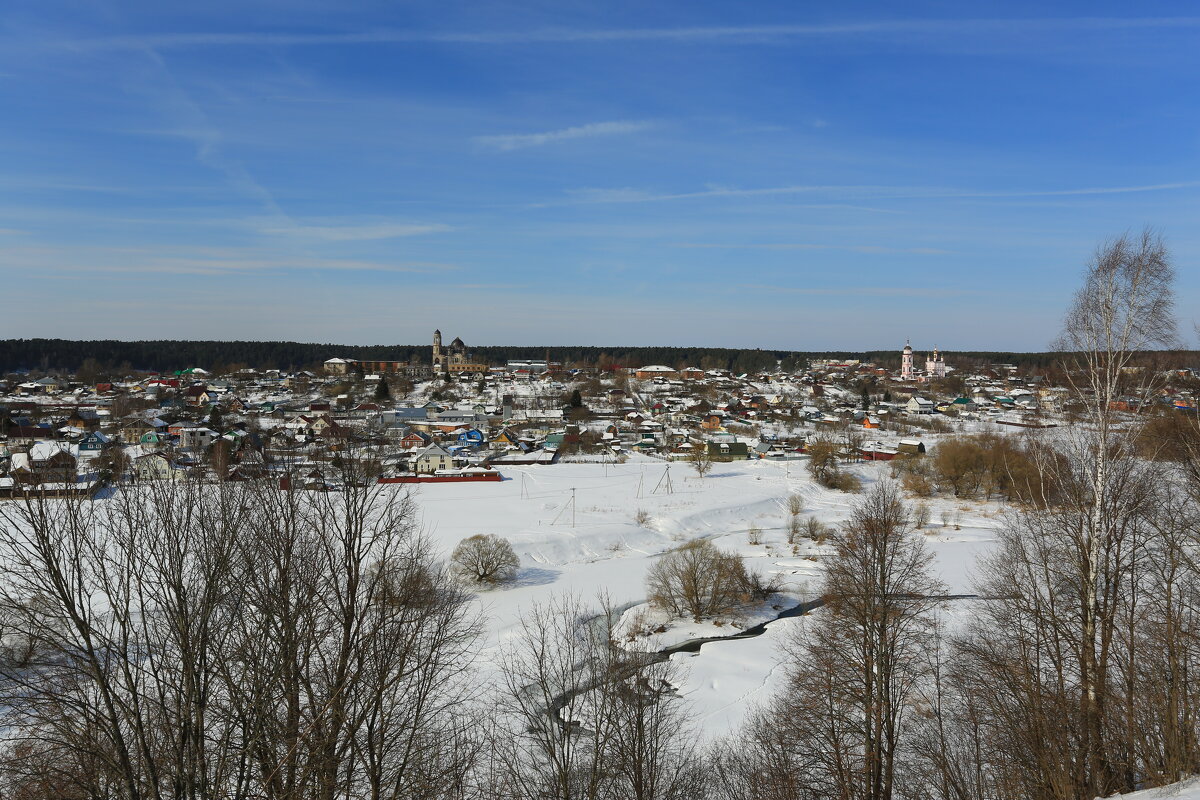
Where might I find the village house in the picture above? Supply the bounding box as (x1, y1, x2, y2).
(906, 396, 936, 415)
(399, 430, 433, 450)
(412, 443, 454, 474)
(177, 426, 219, 451)
(11, 441, 78, 484)
(635, 365, 677, 380)
(182, 385, 213, 406)
(64, 408, 102, 432)
(707, 439, 751, 461)
(134, 451, 190, 482)
(78, 431, 112, 457)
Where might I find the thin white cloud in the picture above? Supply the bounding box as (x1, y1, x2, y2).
(556, 181, 1200, 205)
(743, 284, 980, 298)
(952, 182, 1200, 198)
(2, 245, 459, 276)
(452, 283, 527, 290)
(47, 18, 1200, 51)
(260, 222, 452, 241)
(476, 121, 654, 151)
(678, 243, 953, 255)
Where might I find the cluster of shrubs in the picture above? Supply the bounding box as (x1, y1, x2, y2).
(646, 539, 781, 621)
(892, 433, 1062, 503)
(805, 439, 863, 493)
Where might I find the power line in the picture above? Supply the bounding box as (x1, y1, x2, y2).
(652, 464, 673, 495)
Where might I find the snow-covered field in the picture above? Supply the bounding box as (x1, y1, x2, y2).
(1108, 779, 1200, 800)
(411, 455, 1002, 739)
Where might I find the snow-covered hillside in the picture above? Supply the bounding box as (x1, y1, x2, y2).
(410, 454, 1001, 738)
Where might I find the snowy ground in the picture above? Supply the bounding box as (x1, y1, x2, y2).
(411, 454, 1002, 739)
(1108, 779, 1200, 800)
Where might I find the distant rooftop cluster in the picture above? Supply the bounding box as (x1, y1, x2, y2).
(5, 331, 1195, 499)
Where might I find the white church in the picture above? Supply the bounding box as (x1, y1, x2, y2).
(900, 340, 946, 381)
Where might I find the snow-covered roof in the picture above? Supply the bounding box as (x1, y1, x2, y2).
(30, 441, 77, 461)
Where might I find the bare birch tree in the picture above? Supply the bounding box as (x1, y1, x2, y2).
(1043, 228, 1177, 798)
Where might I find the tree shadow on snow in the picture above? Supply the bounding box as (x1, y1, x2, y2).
(509, 567, 561, 588)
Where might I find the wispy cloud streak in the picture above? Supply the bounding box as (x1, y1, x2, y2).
(476, 121, 654, 151)
(48, 17, 1200, 51)
(678, 243, 952, 255)
(260, 222, 451, 241)
(743, 284, 979, 298)
(1, 245, 459, 276)
(556, 181, 1200, 205)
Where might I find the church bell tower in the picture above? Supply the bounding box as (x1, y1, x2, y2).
(901, 340, 914, 381)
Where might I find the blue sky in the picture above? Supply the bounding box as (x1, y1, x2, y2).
(2, 1, 1198, 351)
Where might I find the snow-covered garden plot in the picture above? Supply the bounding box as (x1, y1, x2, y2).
(411, 453, 1003, 738)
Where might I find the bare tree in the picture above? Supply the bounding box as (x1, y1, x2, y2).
(645, 540, 749, 621)
(486, 595, 703, 800)
(715, 482, 944, 800)
(0, 479, 250, 800)
(912, 503, 932, 530)
(807, 434, 861, 492)
(688, 440, 713, 479)
(905, 623, 997, 800)
(223, 472, 482, 800)
(955, 440, 1171, 800)
(0, 466, 483, 800)
(1054, 227, 1177, 425)
(451, 533, 521, 586)
(1039, 227, 1178, 798)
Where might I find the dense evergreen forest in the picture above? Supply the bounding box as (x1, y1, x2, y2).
(0, 338, 1183, 375)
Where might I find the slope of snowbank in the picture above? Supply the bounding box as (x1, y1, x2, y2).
(1106, 779, 1200, 800)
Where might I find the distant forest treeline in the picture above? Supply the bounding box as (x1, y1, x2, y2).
(9, 338, 1200, 376)
(0, 338, 1185, 375)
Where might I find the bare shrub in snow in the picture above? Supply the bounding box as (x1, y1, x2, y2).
(646, 539, 749, 621)
(787, 516, 802, 545)
(451, 533, 520, 585)
(786, 493, 804, 517)
(913, 502, 932, 529)
(804, 517, 830, 543)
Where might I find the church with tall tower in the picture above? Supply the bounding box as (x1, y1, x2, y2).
(898, 339, 948, 381)
(925, 347, 946, 379)
(432, 329, 487, 374)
